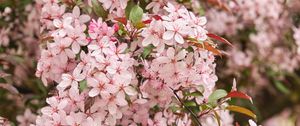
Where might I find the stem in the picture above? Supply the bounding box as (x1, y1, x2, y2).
(169, 87, 202, 126)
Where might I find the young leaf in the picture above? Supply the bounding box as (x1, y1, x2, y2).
(207, 33, 233, 47)
(114, 17, 127, 25)
(91, 0, 107, 19)
(226, 105, 256, 119)
(208, 89, 227, 104)
(190, 41, 222, 56)
(152, 15, 162, 20)
(142, 44, 154, 59)
(142, 19, 152, 24)
(129, 5, 143, 25)
(226, 91, 253, 103)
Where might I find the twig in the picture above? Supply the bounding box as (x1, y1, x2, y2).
(169, 87, 202, 126)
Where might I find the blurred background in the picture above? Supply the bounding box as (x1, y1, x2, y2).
(0, 0, 300, 125)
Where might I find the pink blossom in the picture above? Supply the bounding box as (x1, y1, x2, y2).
(162, 19, 190, 44)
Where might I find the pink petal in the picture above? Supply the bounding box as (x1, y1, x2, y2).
(156, 57, 171, 64)
(174, 33, 184, 44)
(71, 42, 81, 54)
(163, 31, 175, 40)
(124, 86, 137, 96)
(58, 79, 71, 88)
(116, 92, 127, 106)
(65, 49, 76, 59)
(62, 37, 72, 47)
(163, 22, 174, 31)
(176, 49, 187, 60)
(167, 47, 175, 59)
(58, 99, 68, 109)
(87, 78, 99, 87)
(89, 88, 100, 97)
(106, 84, 118, 94)
(142, 35, 155, 47)
(108, 102, 117, 114)
(53, 19, 62, 28)
(66, 116, 75, 125)
(72, 6, 80, 18)
(79, 15, 91, 23)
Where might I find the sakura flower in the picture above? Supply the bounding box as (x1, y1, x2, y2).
(146, 0, 167, 14)
(66, 112, 87, 126)
(87, 72, 118, 97)
(64, 6, 90, 24)
(102, 92, 128, 115)
(40, 97, 68, 116)
(99, 0, 128, 10)
(57, 73, 84, 90)
(141, 20, 167, 47)
(65, 24, 88, 53)
(162, 19, 191, 44)
(52, 16, 73, 37)
(49, 37, 76, 64)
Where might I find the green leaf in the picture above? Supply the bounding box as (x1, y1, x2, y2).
(208, 89, 227, 104)
(79, 80, 87, 92)
(142, 44, 154, 59)
(184, 101, 197, 107)
(170, 105, 182, 112)
(129, 5, 143, 25)
(199, 104, 210, 111)
(91, 0, 107, 19)
(185, 91, 203, 97)
(274, 81, 290, 95)
(125, 0, 135, 19)
(226, 105, 257, 119)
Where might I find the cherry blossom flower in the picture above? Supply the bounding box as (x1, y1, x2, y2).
(64, 6, 90, 24)
(162, 19, 191, 44)
(52, 16, 73, 37)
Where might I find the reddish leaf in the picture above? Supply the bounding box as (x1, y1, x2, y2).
(114, 17, 127, 25)
(153, 15, 162, 20)
(226, 105, 256, 119)
(226, 91, 253, 103)
(190, 42, 222, 56)
(207, 33, 233, 47)
(142, 19, 152, 24)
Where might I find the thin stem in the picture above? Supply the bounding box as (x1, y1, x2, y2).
(169, 87, 202, 126)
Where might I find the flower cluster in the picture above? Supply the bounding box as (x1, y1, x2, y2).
(34, 0, 243, 125)
(0, 0, 264, 125)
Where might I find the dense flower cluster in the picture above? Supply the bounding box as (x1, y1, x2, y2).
(34, 0, 239, 125)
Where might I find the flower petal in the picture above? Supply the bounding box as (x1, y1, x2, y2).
(163, 31, 175, 40)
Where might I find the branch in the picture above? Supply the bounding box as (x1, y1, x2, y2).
(169, 87, 202, 126)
